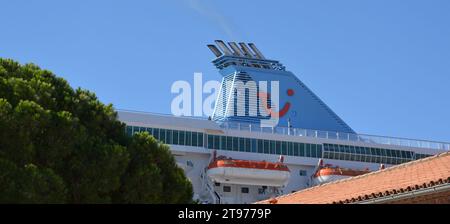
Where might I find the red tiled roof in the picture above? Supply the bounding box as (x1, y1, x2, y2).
(258, 152, 450, 204)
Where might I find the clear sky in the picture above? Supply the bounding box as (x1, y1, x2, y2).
(1, 0, 449, 142)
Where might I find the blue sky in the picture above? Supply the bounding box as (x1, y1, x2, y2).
(1, 0, 449, 142)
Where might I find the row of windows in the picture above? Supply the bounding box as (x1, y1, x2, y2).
(127, 126, 204, 147)
(206, 134, 322, 158)
(323, 144, 432, 165)
(324, 144, 414, 158)
(126, 126, 433, 165)
(323, 151, 411, 165)
(415, 153, 432, 160)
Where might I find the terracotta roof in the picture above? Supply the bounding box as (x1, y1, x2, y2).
(258, 151, 450, 204)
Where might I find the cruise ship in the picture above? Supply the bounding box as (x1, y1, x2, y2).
(118, 40, 450, 204)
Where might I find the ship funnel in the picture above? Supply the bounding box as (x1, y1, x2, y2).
(228, 42, 244, 56)
(248, 43, 266, 59)
(215, 40, 233, 55)
(238, 42, 254, 58)
(207, 45, 223, 57)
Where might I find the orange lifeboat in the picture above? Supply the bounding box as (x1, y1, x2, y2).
(207, 154, 290, 187)
(312, 159, 371, 185)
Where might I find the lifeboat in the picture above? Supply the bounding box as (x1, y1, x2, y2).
(312, 159, 371, 185)
(207, 153, 290, 187)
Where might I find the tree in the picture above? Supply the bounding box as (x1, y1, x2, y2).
(0, 58, 193, 203)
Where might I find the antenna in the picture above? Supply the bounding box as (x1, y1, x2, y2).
(215, 40, 233, 55)
(207, 45, 223, 57)
(228, 42, 244, 56)
(248, 43, 266, 59)
(238, 42, 254, 58)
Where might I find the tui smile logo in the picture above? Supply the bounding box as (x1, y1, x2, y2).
(259, 89, 294, 118)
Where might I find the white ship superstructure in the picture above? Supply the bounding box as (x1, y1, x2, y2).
(118, 41, 450, 204)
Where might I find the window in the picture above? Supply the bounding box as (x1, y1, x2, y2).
(401, 151, 407, 158)
(293, 143, 299, 156)
(198, 133, 203, 147)
(251, 139, 257, 152)
(223, 186, 231, 193)
(233, 137, 239, 151)
(349, 146, 355, 154)
(241, 187, 249, 194)
(226, 136, 232, 151)
(328, 144, 335, 152)
(311, 144, 317, 158)
(214, 136, 220, 149)
(281, 141, 287, 155)
(305, 144, 311, 157)
(359, 155, 366, 162)
(208, 135, 214, 149)
(386, 157, 393, 164)
(158, 129, 166, 143)
(288, 142, 293, 156)
(220, 136, 226, 150)
(375, 148, 381, 156)
(339, 145, 345, 153)
(323, 151, 331, 159)
(393, 150, 400, 158)
(299, 170, 307, 176)
(172, 130, 178, 145)
(126, 126, 132, 136)
(257, 139, 263, 153)
(191, 132, 197, 146)
(344, 145, 350, 153)
(317, 145, 322, 158)
(386, 149, 392, 157)
(339, 152, 346, 161)
(263, 140, 269, 154)
(214, 182, 220, 187)
(369, 155, 377, 163)
(275, 141, 281, 154)
(185, 131, 191, 146)
(380, 148, 386, 156)
(146, 127, 153, 135)
(299, 143, 305, 157)
(406, 151, 413, 159)
(344, 152, 351, 161)
(374, 156, 381, 164)
(166, 130, 172, 144)
(238, 138, 245, 152)
(270, 141, 276, 154)
(153, 128, 160, 139)
(179, 131, 185, 145)
(245, 138, 251, 152)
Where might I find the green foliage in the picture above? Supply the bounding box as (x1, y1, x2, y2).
(0, 58, 193, 203)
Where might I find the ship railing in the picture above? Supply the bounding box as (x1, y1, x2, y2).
(219, 122, 450, 151)
(117, 109, 209, 121)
